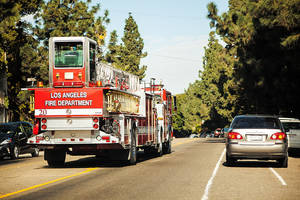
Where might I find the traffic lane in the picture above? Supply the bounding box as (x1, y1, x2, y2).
(0, 152, 94, 196)
(209, 150, 300, 199)
(0, 138, 197, 197)
(6, 138, 226, 200)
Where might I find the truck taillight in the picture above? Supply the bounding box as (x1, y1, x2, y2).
(228, 132, 243, 139)
(270, 132, 286, 140)
(33, 119, 40, 135)
(41, 118, 47, 130)
(93, 117, 99, 129)
(93, 124, 99, 129)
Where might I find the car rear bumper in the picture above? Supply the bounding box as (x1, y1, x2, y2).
(227, 143, 287, 159)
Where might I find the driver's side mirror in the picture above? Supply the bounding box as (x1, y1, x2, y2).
(285, 128, 290, 133)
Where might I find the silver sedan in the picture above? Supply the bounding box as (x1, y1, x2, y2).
(226, 115, 288, 168)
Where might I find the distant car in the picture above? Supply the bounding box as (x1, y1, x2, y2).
(0, 122, 39, 160)
(279, 117, 300, 155)
(189, 134, 199, 138)
(205, 131, 214, 138)
(214, 128, 222, 138)
(226, 115, 288, 168)
(221, 128, 229, 138)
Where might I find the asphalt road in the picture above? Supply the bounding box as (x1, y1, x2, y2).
(0, 138, 300, 200)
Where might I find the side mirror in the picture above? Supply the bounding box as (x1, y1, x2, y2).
(173, 96, 177, 112)
(285, 128, 290, 133)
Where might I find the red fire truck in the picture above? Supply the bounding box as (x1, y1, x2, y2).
(26, 37, 174, 166)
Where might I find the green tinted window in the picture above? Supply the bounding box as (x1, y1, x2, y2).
(55, 42, 83, 68)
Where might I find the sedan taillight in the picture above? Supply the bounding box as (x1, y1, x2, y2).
(270, 132, 286, 140)
(228, 132, 243, 139)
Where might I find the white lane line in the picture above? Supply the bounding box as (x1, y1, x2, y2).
(201, 148, 226, 200)
(269, 168, 287, 186)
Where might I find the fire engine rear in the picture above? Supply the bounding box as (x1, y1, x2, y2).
(27, 37, 174, 166)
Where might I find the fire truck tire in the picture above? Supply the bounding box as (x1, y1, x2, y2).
(45, 149, 66, 167)
(163, 139, 172, 154)
(128, 125, 137, 165)
(31, 148, 39, 157)
(156, 128, 163, 157)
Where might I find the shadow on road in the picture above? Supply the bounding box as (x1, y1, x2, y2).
(43, 150, 169, 169)
(0, 155, 37, 166)
(223, 160, 282, 168)
(289, 151, 300, 158)
(203, 138, 225, 144)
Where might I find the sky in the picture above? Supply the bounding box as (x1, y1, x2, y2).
(93, 0, 229, 95)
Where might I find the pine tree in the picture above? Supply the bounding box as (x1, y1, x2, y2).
(207, 0, 300, 117)
(105, 30, 120, 64)
(116, 13, 147, 80)
(32, 0, 109, 85)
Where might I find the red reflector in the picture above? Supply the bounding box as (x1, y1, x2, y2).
(271, 132, 286, 140)
(93, 124, 99, 129)
(42, 118, 47, 123)
(36, 140, 40, 143)
(62, 139, 66, 141)
(33, 124, 39, 135)
(53, 82, 84, 87)
(102, 136, 110, 142)
(41, 125, 47, 130)
(53, 82, 63, 87)
(93, 118, 99, 123)
(79, 139, 84, 141)
(228, 132, 243, 139)
(30, 140, 34, 143)
(73, 82, 84, 87)
(71, 138, 75, 141)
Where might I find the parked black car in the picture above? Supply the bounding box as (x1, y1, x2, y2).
(0, 122, 39, 159)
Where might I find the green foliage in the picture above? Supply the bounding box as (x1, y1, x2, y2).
(175, 0, 300, 133)
(34, 0, 109, 46)
(105, 30, 120, 64)
(0, 0, 43, 121)
(107, 14, 147, 80)
(1, 0, 109, 121)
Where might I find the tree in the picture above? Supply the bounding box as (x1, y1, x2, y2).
(33, 0, 110, 84)
(113, 13, 147, 80)
(0, 0, 43, 121)
(207, 0, 300, 117)
(200, 32, 236, 124)
(34, 0, 109, 46)
(105, 30, 120, 64)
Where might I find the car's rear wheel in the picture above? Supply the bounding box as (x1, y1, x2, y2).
(278, 156, 288, 168)
(10, 145, 19, 160)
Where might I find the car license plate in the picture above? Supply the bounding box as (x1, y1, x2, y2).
(247, 135, 263, 141)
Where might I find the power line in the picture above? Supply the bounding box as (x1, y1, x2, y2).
(109, 9, 201, 21)
(150, 54, 201, 62)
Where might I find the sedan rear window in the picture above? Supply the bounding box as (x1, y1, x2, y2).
(231, 117, 280, 129)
